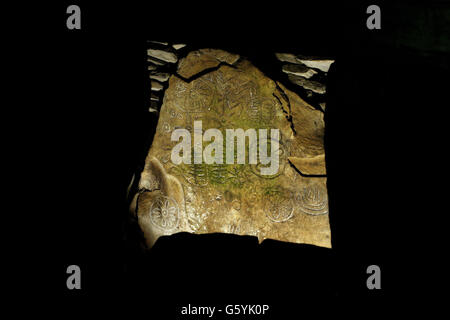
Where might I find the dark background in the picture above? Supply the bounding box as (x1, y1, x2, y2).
(23, 0, 448, 315)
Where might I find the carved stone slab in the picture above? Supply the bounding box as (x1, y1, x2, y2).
(134, 49, 332, 248)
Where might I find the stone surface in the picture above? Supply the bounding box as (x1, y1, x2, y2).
(151, 93, 160, 101)
(151, 80, 164, 91)
(147, 57, 166, 66)
(282, 64, 317, 79)
(150, 100, 159, 109)
(275, 53, 300, 64)
(134, 49, 331, 248)
(150, 72, 170, 82)
(149, 41, 169, 46)
(173, 43, 187, 50)
(287, 74, 326, 94)
(177, 49, 240, 79)
(148, 49, 178, 63)
(276, 53, 335, 73)
(288, 154, 326, 175)
(296, 57, 334, 72)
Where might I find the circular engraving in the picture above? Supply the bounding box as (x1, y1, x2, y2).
(149, 196, 180, 230)
(232, 199, 241, 211)
(266, 197, 294, 222)
(182, 79, 216, 112)
(174, 81, 188, 98)
(162, 122, 171, 133)
(169, 109, 183, 119)
(297, 184, 328, 216)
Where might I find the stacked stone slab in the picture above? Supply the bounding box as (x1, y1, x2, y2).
(147, 41, 187, 114)
(275, 53, 334, 111)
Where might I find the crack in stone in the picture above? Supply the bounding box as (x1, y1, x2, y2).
(275, 81, 297, 135)
(272, 93, 285, 113)
(287, 157, 327, 178)
(175, 61, 238, 83)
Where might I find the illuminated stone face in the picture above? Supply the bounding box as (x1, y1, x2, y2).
(170, 120, 281, 176)
(134, 49, 332, 248)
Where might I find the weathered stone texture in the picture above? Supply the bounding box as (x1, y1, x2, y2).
(135, 49, 331, 248)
